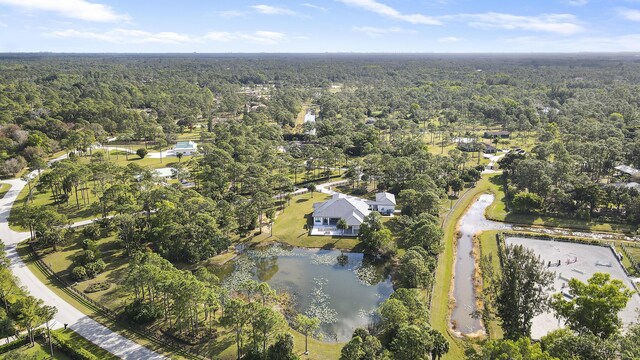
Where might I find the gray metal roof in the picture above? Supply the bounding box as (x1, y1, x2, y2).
(371, 192, 396, 206)
(615, 165, 640, 176)
(312, 194, 371, 226)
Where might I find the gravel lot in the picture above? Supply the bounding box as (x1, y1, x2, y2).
(505, 236, 640, 339)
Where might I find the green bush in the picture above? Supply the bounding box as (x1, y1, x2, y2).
(0, 336, 28, 354)
(51, 331, 98, 360)
(84, 259, 106, 278)
(84, 281, 111, 293)
(123, 299, 162, 325)
(81, 224, 102, 241)
(71, 266, 88, 281)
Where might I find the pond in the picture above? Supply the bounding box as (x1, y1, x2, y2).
(214, 244, 393, 342)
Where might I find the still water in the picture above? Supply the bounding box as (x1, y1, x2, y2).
(216, 244, 393, 342)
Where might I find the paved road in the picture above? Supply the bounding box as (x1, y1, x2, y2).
(0, 177, 164, 359)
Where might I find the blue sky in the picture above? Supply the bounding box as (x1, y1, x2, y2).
(0, 0, 640, 52)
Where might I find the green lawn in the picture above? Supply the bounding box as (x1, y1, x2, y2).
(484, 176, 636, 234)
(476, 230, 503, 340)
(81, 150, 192, 170)
(11, 182, 102, 231)
(34, 229, 131, 312)
(262, 192, 361, 250)
(52, 328, 120, 360)
(0, 183, 11, 199)
(176, 131, 201, 141)
(2, 340, 71, 360)
(10, 151, 193, 229)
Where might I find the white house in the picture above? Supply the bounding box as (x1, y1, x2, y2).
(615, 165, 640, 177)
(367, 192, 396, 215)
(310, 192, 396, 236)
(173, 141, 198, 156)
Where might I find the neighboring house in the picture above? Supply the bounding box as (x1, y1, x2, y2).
(311, 192, 396, 236)
(368, 192, 396, 215)
(483, 130, 511, 138)
(457, 141, 496, 154)
(154, 167, 174, 179)
(173, 141, 198, 155)
(134, 167, 174, 182)
(615, 165, 640, 177)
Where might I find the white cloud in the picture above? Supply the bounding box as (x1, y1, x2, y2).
(438, 36, 462, 42)
(564, 0, 588, 6)
(0, 21, 6, 27)
(301, 3, 327, 12)
(352, 26, 415, 37)
(217, 10, 245, 18)
(47, 28, 289, 45)
(618, 8, 640, 21)
(47, 28, 193, 43)
(202, 32, 235, 42)
(451, 12, 584, 35)
(251, 4, 296, 15)
(337, 0, 441, 25)
(0, 0, 127, 22)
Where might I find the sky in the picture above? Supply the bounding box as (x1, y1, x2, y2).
(1, 0, 640, 53)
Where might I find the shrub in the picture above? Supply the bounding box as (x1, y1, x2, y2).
(84, 281, 111, 293)
(123, 299, 162, 325)
(74, 250, 96, 266)
(136, 148, 148, 159)
(81, 224, 101, 241)
(94, 217, 112, 230)
(84, 259, 106, 278)
(51, 331, 98, 360)
(71, 266, 88, 281)
(352, 187, 368, 195)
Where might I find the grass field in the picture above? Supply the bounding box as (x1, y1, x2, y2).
(10, 151, 193, 229)
(260, 192, 361, 251)
(484, 176, 636, 234)
(476, 230, 503, 339)
(430, 174, 501, 359)
(0, 183, 11, 199)
(53, 328, 120, 360)
(3, 339, 71, 360)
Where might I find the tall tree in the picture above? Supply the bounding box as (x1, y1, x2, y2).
(494, 244, 553, 340)
(551, 273, 633, 339)
(295, 314, 320, 355)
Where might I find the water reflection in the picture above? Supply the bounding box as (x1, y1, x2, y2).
(215, 244, 393, 342)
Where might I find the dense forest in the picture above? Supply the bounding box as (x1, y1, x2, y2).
(1, 54, 640, 359)
(1, 54, 639, 226)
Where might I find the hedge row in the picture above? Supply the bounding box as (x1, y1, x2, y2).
(0, 329, 44, 355)
(51, 331, 98, 360)
(502, 230, 614, 247)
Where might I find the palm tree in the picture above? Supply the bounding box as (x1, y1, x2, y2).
(336, 218, 348, 235)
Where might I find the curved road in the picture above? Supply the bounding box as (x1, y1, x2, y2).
(0, 177, 164, 359)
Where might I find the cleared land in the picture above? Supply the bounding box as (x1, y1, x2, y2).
(505, 236, 640, 340)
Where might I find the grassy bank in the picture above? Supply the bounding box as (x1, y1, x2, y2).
(476, 230, 503, 339)
(263, 192, 361, 251)
(484, 176, 636, 234)
(430, 174, 501, 359)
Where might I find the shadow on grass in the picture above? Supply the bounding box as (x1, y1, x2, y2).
(296, 198, 310, 203)
(203, 332, 235, 358)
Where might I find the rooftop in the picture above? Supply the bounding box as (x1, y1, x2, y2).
(175, 141, 197, 149)
(615, 165, 640, 176)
